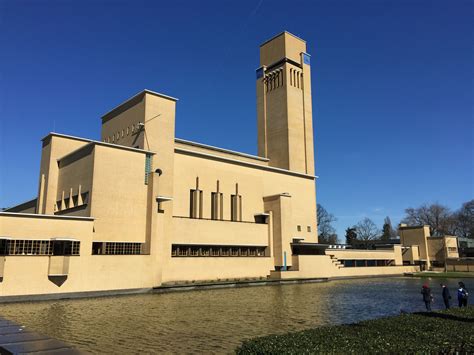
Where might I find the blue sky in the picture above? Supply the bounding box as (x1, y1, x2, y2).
(1, 0, 473, 238)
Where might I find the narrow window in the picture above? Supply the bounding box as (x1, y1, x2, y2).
(307, 226, 311, 232)
(144, 154, 152, 184)
(297, 225, 301, 232)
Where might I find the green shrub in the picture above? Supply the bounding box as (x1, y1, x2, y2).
(236, 306, 474, 354)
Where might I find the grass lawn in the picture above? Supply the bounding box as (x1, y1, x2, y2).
(236, 306, 474, 354)
(409, 271, 474, 278)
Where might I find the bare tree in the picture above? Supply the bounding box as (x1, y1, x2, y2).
(355, 218, 380, 247)
(317, 204, 338, 244)
(453, 200, 474, 238)
(402, 203, 453, 236)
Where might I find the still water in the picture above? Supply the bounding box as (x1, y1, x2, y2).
(1, 277, 472, 353)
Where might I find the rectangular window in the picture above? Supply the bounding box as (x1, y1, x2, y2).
(97, 242, 142, 255)
(307, 226, 311, 232)
(52, 240, 80, 256)
(297, 225, 301, 232)
(343, 260, 355, 267)
(171, 244, 267, 258)
(144, 154, 152, 184)
(355, 260, 366, 267)
(1, 239, 56, 256)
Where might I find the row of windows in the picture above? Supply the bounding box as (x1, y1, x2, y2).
(0, 239, 80, 256)
(289, 68, 303, 89)
(264, 68, 283, 92)
(190, 190, 243, 221)
(92, 242, 143, 255)
(172, 245, 266, 257)
(0, 239, 145, 257)
(297, 225, 312, 232)
(342, 259, 395, 267)
(104, 122, 142, 143)
(56, 191, 89, 212)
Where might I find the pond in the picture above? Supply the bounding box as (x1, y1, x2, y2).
(0, 277, 472, 353)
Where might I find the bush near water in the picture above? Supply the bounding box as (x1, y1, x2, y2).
(236, 306, 474, 354)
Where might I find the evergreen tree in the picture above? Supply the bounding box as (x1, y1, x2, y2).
(345, 227, 357, 246)
(381, 216, 394, 241)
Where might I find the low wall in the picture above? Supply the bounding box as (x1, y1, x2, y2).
(271, 255, 419, 280)
(446, 259, 474, 272)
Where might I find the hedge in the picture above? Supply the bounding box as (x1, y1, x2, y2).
(236, 306, 474, 354)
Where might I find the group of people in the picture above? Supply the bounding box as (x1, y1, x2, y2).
(421, 281, 469, 311)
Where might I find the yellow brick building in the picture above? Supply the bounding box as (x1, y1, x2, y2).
(1, 32, 425, 299)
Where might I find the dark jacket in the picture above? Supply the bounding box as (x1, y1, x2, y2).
(457, 287, 469, 301)
(442, 287, 451, 301)
(421, 286, 432, 302)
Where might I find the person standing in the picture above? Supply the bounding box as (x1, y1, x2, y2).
(421, 284, 433, 311)
(440, 284, 451, 309)
(457, 282, 469, 307)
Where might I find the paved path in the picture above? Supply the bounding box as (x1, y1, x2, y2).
(0, 317, 85, 354)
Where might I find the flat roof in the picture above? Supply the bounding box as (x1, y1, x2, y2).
(0, 212, 94, 221)
(399, 225, 430, 230)
(101, 89, 178, 123)
(175, 138, 269, 162)
(260, 31, 306, 47)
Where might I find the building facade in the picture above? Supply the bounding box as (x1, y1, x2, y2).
(1, 32, 419, 299)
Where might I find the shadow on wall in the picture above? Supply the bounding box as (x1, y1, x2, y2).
(48, 275, 68, 287)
